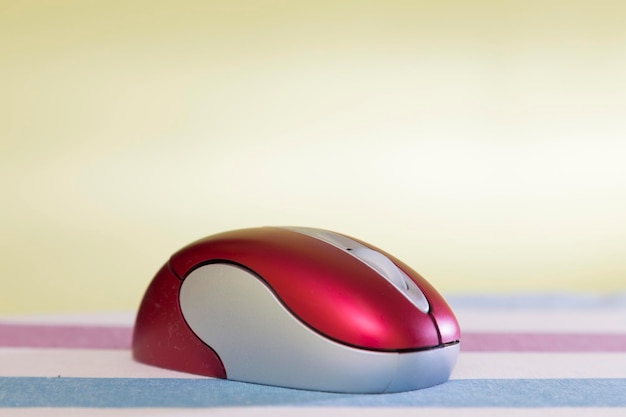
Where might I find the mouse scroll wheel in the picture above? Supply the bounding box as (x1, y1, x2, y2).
(348, 247, 409, 290)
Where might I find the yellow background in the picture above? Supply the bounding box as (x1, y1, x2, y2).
(2, 1, 625, 314)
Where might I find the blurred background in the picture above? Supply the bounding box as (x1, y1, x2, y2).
(1, 0, 625, 314)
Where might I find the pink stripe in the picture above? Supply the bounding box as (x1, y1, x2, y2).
(461, 332, 626, 352)
(1, 324, 624, 352)
(0, 324, 132, 349)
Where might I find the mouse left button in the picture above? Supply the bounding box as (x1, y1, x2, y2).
(132, 263, 226, 378)
(348, 247, 408, 290)
(348, 247, 430, 314)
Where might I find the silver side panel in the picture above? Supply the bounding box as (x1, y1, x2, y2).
(180, 263, 458, 393)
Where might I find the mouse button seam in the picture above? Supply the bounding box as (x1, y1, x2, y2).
(427, 311, 443, 346)
(167, 260, 183, 280)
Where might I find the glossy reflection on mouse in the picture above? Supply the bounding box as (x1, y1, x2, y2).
(132, 226, 460, 393)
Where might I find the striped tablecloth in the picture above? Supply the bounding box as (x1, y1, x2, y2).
(1, 294, 625, 416)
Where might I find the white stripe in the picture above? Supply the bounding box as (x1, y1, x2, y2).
(0, 348, 202, 379)
(0, 312, 135, 326)
(2, 348, 625, 380)
(452, 352, 626, 379)
(456, 309, 626, 333)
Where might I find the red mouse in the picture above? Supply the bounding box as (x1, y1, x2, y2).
(133, 226, 460, 393)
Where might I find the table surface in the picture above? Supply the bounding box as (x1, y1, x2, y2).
(1, 293, 626, 416)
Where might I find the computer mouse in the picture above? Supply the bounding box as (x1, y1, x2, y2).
(132, 226, 460, 393)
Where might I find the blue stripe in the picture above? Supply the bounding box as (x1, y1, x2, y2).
(0, 377, 625, 408)
(445, 292, 626, 309)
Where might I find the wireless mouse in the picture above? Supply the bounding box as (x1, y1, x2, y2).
(132, 226, 460, 393)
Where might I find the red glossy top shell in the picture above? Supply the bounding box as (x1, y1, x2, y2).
(169, 227, 459, 351)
